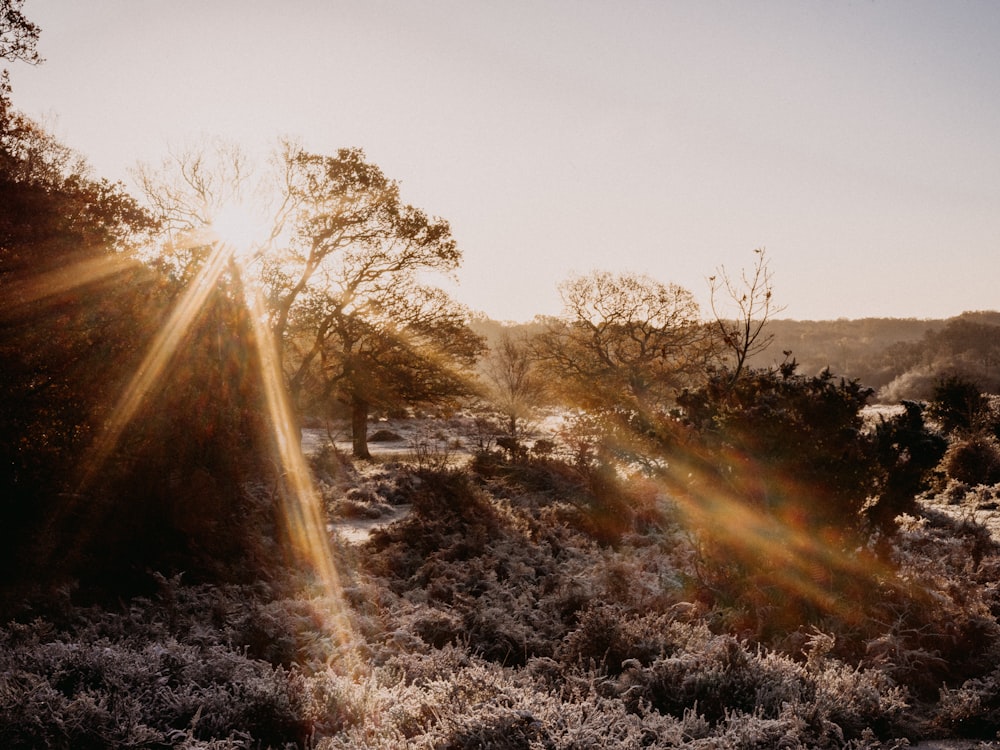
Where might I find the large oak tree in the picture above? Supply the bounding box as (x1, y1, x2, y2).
(138, 142, 483, 458)
(271, 146, 482, 457)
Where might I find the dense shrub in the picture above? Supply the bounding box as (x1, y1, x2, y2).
(928, 374, 992, 435)
(675, 363, 877, 534)
(941, 434, 1000, 486)
(866, 400, 947, 531)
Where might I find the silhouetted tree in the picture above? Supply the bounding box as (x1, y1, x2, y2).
(0, 88, 156, 505)
(709, 247, 784, 381)
(135, 142, 480, 459)
(300, 285, 483, 458)
(132, 139, 280, 285)
(270, 145, 479, 457)
(0, 99, 286, 595)
(534, 271, 719, 456)
(480, 331, 547, 446)
(0, 0, 41, 65)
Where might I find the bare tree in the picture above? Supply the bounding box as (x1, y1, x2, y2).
(131, 139, 287, 282)
(481, 331, 547, 444)
(708, 247, 784, 381)
(536, 271, 718, 417)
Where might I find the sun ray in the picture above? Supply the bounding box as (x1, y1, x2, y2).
(582, 405, 899, 628)
(4, 252, 135, 312)
(242, 282, 358, 665)
(657, 444, 896, 623)
(60, 197, 358, 666)
(77, 241, 234, 488)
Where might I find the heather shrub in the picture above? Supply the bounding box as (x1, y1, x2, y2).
(558, 604, 689, 672)
(0, 621, 311, 748)
(472, 448, 667, 546)
(309, 442, 352, 487)
(935, 664, 1000, 739)
(872, 509, 1000, 695)
(8, 432, 1000, 747)
(618, 636, 814, 723)
(941, 433, 1000, 485)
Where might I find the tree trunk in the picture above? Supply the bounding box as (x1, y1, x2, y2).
(351, 397, 371, 460)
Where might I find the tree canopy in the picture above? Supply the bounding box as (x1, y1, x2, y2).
(0, 0, 41, 66)
(535, 270, 718, 419)
(136, 142, 483, 459)
(0, 95, 286, 590)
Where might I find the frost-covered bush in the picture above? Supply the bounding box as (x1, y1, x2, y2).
(8, 454, 1000, 748)
(0, 618, 312, 748)
(941, 433, 1000, 486)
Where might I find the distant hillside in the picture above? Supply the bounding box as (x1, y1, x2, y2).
(472, 311, 1000, 402)
(745, 317, 942, 375)
(749, 311, 1000, 400)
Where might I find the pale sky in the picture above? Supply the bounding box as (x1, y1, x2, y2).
(9, 0, 1000, 322)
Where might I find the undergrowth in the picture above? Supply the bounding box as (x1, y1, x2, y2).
(4, 458, 1000, 747)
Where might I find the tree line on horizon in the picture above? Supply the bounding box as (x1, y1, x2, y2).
(471, 310, 1000, 404)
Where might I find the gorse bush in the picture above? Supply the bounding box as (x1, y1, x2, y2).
(941, 434, 1000, 486)
(928, 374, 992, 435)
(867, 400, 947, 532)
(675, 362, 878, 534)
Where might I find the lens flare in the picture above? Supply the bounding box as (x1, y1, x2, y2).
(242, 285, 357, 662)
(589, 406, 896, 627)
(67, 211, 358, 668)
(654, 440, 894, 624)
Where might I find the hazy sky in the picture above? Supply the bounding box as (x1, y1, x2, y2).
(9, 0, 1000, 322)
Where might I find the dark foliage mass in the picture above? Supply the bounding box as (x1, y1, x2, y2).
(0, 86, 283, 601)
(676, 362, 878, 532)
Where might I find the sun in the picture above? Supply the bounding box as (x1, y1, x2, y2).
(210, 199, 269, 264)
